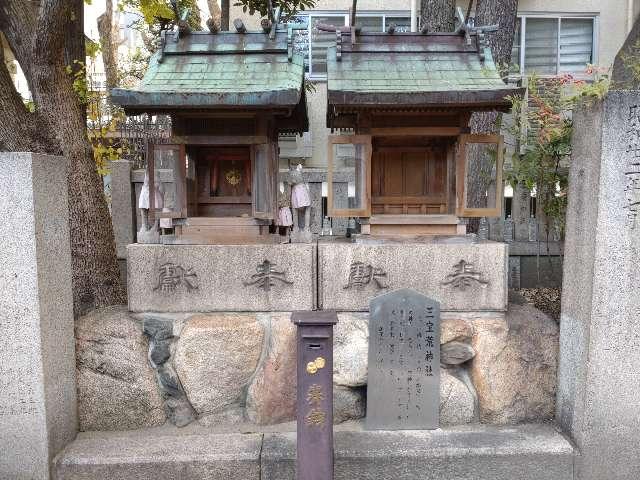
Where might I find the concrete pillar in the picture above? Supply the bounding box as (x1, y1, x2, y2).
(0, 153, 77, 479)
(557, 91, 640, 479)
(109, 160, 135, 259)
(511, 183, 531, 241)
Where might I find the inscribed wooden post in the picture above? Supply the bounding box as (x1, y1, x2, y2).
(292, 311, 338, 480)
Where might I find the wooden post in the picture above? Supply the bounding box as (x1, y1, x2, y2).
(292, 311, 338, 480)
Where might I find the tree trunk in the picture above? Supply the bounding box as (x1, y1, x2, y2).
(0, 41, 56, 152)
(98, 0, 119, 90)
(420, 0, 455, 33)
(612, 15, 640, 89)
(220, 0, 230, 30)
(207, 0, 221, 23)
(467, 0, 519, 231)
(1, 0, 126, 315)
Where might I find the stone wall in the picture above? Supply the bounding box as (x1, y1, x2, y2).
(76, 302, 558, 431)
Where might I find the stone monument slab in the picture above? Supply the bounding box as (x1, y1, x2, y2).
(366, 288, 441, 430)
(128, 243, 315, 312)
(0, 153, 77, 479)
(558, 91, 640, 480)
(319, 240, 507, 312)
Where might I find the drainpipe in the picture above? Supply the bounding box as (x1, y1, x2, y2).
(411, 0, 419, 32)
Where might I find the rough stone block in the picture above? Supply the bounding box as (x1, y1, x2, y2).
(558, 91, 640, 479)
(127, 243, 315, 312)
(471, 304, 558, 424)
(76, 306, 165, 431)
(261, 424, 575, 480)
(318, 240, 508, 311)
(53, 432, 262, 480)
(246, 313, 297, 425)
(0, 153, 76, 479)
(174, 314, 265, 416)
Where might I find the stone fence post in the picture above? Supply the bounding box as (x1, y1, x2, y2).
(557, 91, 640, 479)
(0, 153, 77, 479)
(108, 159, 135, 259)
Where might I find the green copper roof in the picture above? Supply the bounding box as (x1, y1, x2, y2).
(111, 31, 305, 112)
(327, 33, 523, 110)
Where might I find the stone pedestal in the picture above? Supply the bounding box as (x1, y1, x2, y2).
(0, 153, 77, 479)
(557, 91, 640, 479)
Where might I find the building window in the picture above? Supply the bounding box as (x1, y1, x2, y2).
(292, 12, 411, 78)
(511, 15, 596, 76)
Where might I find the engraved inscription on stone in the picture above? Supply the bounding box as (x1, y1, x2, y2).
(243, 259, 293, 292)
(624, 165, 640, 229)
(343, 261, 389, 290)
(623, 106, 640, 229)
(441, 259, 488, 291)
(626, 105, 640, 158)
(366, 288, 440, 430)
(153, 262, 199, 293)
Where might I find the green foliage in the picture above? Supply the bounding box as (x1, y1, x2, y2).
(233, 0, 315, 21)
(66, 60, 89, 104)
(119, 0, 201, 45)
(66, 59, 128, 175)
(118, 48, 151, 87)
(85, 38, 101, 60)
(620, 38, 640, 84)
(506, 69, 610, 238)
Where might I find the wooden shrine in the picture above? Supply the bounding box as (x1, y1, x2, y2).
(111, 24, 308, 243)
(325, 22, 524, 236)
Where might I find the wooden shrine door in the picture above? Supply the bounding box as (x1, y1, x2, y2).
(371, 139, 449, 215)
(194, 147, 252, 217)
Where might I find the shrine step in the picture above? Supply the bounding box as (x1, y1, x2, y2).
(53, 424, 575, 480)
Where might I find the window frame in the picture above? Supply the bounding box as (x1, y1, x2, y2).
(147, 141, 188, 220)
(295, 10, 412, 80)
(510, 13, 599, 79)
(327, 134, 372, 218)
(455, 134, 504, 219)
(251, 141, 278, 220)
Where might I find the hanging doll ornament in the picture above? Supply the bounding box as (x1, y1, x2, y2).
(137, 169, 165, 243)
(276, 181, 293, 242)
(289, 163, 312, 243)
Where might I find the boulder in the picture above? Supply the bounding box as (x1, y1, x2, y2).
(174, 314, 264, 415)
(441, 341, 476, 365)
(334, 313, 368, 387)
(334, 386, 366, 423)
(441, 318, 474, 344)
(440, 369, 476, 425)
(75, 306, 165, 431)
(246, 314, 297, 425)
(470, 304, 558, 424)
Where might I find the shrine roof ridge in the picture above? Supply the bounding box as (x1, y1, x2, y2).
(326, 30, 525, 117)
(110, 29, 307, 115)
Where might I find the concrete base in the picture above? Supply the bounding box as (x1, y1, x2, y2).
(54, 424, 574, 480)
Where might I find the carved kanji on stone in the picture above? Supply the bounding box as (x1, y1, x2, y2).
(243, 259, 293, 292)
(153, 263, 199, 293)
(343, 262, 389, 290)
(441, 260, 488, 291)
(624, 165, 640, 229)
